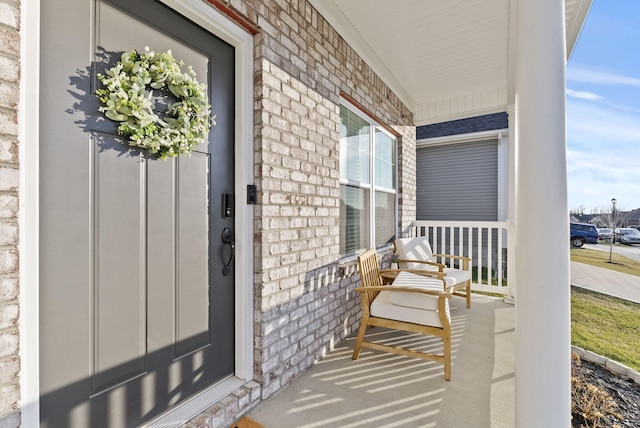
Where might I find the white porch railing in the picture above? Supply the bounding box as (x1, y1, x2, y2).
(410, 221, 509, 295)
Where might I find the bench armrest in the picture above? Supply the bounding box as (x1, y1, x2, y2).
(432, 254, 470, 269)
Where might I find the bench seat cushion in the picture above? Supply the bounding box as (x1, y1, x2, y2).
(371, 291, 449, 328)
(442, 268, 471, 288)
(387, 272, 444, 310)
(395, 238, 470, 289)
(395, 237, 434, 270)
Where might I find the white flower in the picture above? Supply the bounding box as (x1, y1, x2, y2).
(96, 48, 212, 160)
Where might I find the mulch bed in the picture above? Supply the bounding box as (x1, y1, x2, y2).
(572, 357, 640, 427)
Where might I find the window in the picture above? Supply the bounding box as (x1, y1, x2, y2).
(339, 103, 397, 257)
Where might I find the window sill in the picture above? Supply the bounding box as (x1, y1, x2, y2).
(338, 255, 358, 268)
(338, 245, 395, 268)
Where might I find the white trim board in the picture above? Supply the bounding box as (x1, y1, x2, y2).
(19, 0, 41, 426)
(416, 129, 508, 148)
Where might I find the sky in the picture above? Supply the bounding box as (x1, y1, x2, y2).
(566, 0, 640, 213)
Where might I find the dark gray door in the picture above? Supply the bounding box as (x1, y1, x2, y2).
(39, 0, 235, 426)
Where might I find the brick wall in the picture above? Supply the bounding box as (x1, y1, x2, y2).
(185, 0, 415, 425)
(0, 0, 20, 426)
(186, 1, 415, 426)
(246, 0, 415, 401)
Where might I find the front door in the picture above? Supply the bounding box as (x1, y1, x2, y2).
(39, 0, 236, 426)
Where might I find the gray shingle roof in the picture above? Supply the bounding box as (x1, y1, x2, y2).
(417, 112, 508, 139)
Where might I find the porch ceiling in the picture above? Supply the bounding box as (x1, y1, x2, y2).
(309, 0, 592, 126)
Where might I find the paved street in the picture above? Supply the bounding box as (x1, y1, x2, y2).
(571, 261, 640, 304)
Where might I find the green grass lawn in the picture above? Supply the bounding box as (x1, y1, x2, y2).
(570, 246, 640, 276)
(570, 248, 640, 371)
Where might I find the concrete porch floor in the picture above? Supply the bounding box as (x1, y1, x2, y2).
(248, 295, 516, 427)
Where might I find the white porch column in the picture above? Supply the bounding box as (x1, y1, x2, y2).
(505, 104, 516, 303)
(514, 0, 571, 427)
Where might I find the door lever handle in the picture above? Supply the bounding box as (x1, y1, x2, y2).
(221, 227, 235, 276)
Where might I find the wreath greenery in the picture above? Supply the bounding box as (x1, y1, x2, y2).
(96, 47, 213, 160)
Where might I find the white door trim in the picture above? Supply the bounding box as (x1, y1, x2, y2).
(19, 0, 41, 426)
(20, 0, 254, 425)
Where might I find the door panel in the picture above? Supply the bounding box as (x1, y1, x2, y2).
(93, 135, 147, 396)
(176, 154, 211, 357)
(40, 0, 236, 426)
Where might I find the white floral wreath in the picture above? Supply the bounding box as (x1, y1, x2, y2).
(96, 47, 214, 160)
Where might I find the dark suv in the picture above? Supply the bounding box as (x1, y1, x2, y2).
(570, 222, 598, 247)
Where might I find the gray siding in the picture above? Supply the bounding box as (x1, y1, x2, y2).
(416, 140, 498, 221)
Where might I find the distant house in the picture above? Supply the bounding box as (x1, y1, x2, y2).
(591, 208, 640, 227)
(626, 208, 640, 226)
(571, 214, 599, 224)
(416, 113, 508, 222)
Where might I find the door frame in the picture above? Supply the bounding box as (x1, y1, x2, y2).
(20, 0, 254, 425)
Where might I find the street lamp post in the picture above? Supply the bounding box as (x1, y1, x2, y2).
(609, 198, 616, 263)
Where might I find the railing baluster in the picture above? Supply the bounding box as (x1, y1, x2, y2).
(469, 226, 475, 286)
(458, 226, 463, 264)
(497, 227, 503, 287)
(479, 227, 483, 284)
(490, 227, 493, 284)
(412, 220, 508, 295)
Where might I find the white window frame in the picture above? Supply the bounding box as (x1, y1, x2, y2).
(339, 99, 398, 257)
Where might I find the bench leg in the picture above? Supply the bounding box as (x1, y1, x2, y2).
(352, 318, 368, 360)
